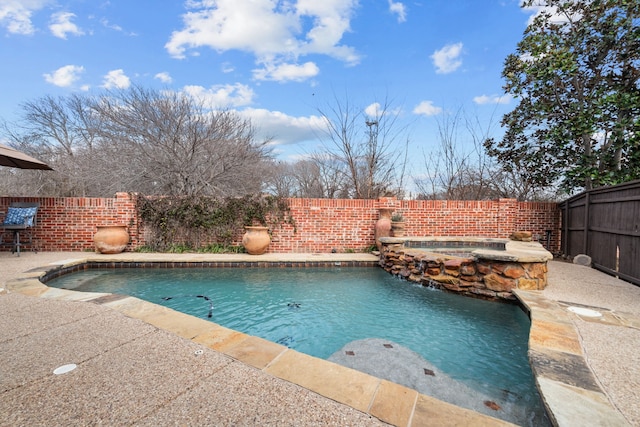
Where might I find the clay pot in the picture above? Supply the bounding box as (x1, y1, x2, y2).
(391, 221, 406, 237)
(94, 225, 129, 254)
(375, 208, 393, 250)
(242, 226, 271, 255)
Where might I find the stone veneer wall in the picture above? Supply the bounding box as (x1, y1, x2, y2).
(379, 243, 549, 301)
(1, 194, 560, 253)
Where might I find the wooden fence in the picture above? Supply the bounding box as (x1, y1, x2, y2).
(559, 180, 640, 286)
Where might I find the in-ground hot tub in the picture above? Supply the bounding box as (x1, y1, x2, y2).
(378, 236, 553, 301)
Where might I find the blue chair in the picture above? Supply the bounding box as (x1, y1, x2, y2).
(0, 202, 40, 256)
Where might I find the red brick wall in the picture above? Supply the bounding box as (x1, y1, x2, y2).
(395, 198, 559, 244)
(0, 192, 141, 252)
(0, 195, 560, 253)
(268, 198, 383, 253)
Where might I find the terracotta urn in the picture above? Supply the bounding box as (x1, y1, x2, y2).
(391, 221, 406, 237)
(375, 208, 393, 250)
(242, 226, 271, 255)
(94, 225, 129, 254)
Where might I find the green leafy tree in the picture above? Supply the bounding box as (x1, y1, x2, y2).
(485, 0, 640, 192)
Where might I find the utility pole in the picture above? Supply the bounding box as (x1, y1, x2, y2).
(365, 120, 379, 199)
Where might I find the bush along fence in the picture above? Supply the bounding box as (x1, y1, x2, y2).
(0, 193, 560, 254)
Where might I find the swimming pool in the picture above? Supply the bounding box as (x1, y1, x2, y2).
(47, 266, 548, 425)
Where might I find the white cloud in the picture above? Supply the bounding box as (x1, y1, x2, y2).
(473, 94, 512, 105)
(100, 17, 137, 36)
(0, 0, 50, 35)
(388, 0, 406, 23)
(182, 83, 255, 108)
(166, 0, 291, 59)
(165, 0, 359, 81)
(49, 11, 83, 39)
(364, 102, 401, 118)
(412, 100, 442, 117)
(240, 107, 325, 146)
(253, 61, 319, 82)
(102, 69, 131, 89)
(154, 72, 172, 83)
(365, 102, 381, 117)
(43, 64, 84, 87)
(521, 1, 575, 26)
(431, 42, 463, 74)
(100, 18, 122, 32)
(296, 0, 359, 62)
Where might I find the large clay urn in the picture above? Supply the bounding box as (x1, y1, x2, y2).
(375, 208, 393, 250)
(94, 225, 129, 254)
(391, 221, 406, 237)
(242, 226, 271, 255)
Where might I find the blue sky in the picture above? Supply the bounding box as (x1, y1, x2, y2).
(0, 0, 548, 178)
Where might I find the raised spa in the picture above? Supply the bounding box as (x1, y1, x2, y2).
(378, 236, 553, 301)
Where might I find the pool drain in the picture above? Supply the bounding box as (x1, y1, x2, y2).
(568, 306, 602, 318)
(53, 364, 77, 375)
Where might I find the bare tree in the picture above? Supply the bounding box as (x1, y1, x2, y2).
(289, 159, 325, 198)
(487, 167, 562, 201)
(1, 94, 106, 196)
(264, 160, 298, 197)
(1, 87, 273, 197)
(93, 86, 272, 197)
(414, 107, 550, 201)
(306, 153, 349, 198)
(265, 157, 345, 198)
(315, 94, 408, 199)
(415, 109, 469, 199)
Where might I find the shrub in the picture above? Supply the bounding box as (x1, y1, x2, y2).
(136, 194, 294, 252)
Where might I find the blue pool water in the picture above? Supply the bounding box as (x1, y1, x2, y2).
(48, 266, 546, 424)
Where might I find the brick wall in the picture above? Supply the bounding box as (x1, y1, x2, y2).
(395, 198, 560, 246)
(0, 194, 560, 253)
(0, 192, 141, 252)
